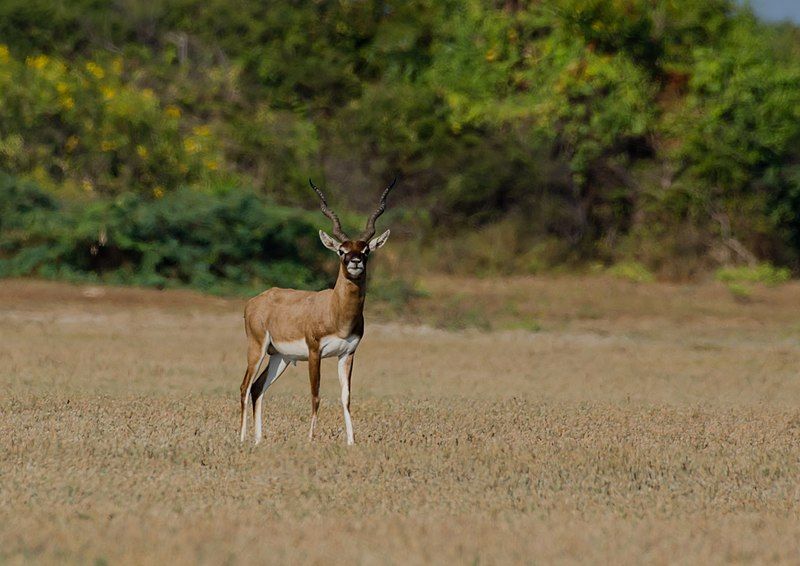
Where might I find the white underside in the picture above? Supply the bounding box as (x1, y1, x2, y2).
(271, 334, 361, 361)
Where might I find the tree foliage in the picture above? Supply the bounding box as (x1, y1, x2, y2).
(0, 0, 799, 283)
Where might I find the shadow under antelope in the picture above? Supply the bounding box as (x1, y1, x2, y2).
(239, 178, 396, 445)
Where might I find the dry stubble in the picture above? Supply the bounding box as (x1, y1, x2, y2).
(1, 278, 800, 564)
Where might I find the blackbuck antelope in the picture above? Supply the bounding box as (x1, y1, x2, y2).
(239, 178, 396, 445)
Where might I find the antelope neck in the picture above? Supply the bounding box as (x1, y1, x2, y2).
(331, 265, 366, 324)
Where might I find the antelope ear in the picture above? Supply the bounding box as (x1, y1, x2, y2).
(319, 230, 342, 253)
(368, 229, 390, 252)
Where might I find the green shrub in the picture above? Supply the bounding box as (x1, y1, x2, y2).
(0, 177, 332, 293)
(606, 261, 655, 283)
(715, 263, 791, 286)
(0, 171, 58, 231)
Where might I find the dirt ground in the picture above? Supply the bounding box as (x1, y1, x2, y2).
(1, 276, 800, 564)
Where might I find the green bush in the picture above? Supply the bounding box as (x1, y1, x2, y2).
(0, 175, 332, 293)
(606, 261, 656, 283)
(0, 171, 58, 231)
(715, 263, 791, 286)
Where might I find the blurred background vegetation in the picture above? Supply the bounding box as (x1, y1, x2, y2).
(1, 0, 800, 294)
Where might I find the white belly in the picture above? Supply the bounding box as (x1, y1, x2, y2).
(271, 334, 361, 361)
(320, 334, 361, 358)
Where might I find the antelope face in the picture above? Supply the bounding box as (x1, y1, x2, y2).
(340, 240, 368, 277)
(319, 230, 391, 279)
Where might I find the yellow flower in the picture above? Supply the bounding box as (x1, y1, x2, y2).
(153, 186, 165, 199)
(100, 140, 115, 151)
(61, 96, 75, 110)
(85, 61, 105, 79)
(26, 54, 49, 70)
(56, 81, 69, 94)
(485, 48, 498, 62)
(165, 105, 181, 119)
(192, 125, 211, 137)
(136, 145, 148, 158)
(100, 85, 116, 100)
(142, 88, 155, 100)
(183, 138, 199, 153)
(203, 158, 219, 171)
(65, 136, 79, 152)
(0, 45, 10, 62)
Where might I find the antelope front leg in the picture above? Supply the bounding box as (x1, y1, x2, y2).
(307, 348, 321, 440)
(338, 353, 355, 445)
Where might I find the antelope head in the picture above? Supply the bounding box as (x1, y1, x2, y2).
(310, 178, 395, 280)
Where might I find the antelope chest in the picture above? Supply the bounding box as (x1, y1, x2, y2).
(271, 334, 361, 361)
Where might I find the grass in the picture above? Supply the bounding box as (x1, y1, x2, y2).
(2, 277, 800, 563)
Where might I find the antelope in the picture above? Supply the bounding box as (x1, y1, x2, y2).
(239, 178, 396, 445)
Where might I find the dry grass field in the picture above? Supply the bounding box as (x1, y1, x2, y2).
(2, 276, 800, 564)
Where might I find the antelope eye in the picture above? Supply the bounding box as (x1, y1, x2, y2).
(338, 249, 344, 256)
